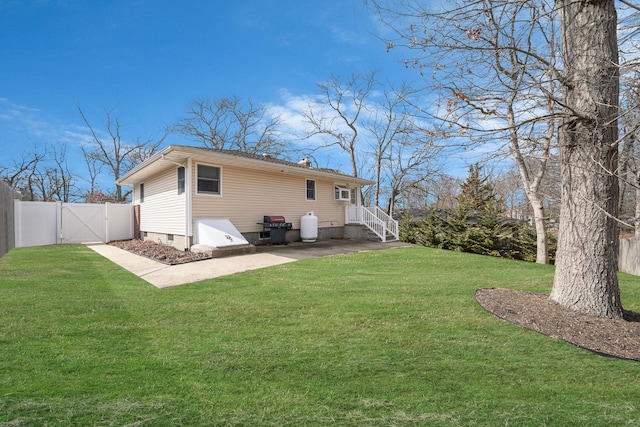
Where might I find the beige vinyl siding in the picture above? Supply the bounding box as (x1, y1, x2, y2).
(139, 166, 186, 235)
(191, 163, 350, 233)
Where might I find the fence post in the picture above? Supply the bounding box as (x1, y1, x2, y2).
(105, 202, 110, 243)
(0, 182, 21, 257)
(56, 201, 62, 244)
(13, 199, 21, 249)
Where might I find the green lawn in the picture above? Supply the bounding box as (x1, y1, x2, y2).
(1, 244, 640, 426)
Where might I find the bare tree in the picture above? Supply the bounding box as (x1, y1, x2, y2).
(493, 168, 529, 220)
(384, 130, 443, 215)
(427, 174, 462, 210)
(549, 0, 624, 319)
(36, 143, 76, 202)
(81, 145, 103, 196)
(365, 84, 405, 207)
(1, 143, 78, 202)
(0, 146, 45, 199)
(374, 0, 629, 318)
(616, 1, 640, 235)
(618, 69, 640, 235)
(371, 0, 559, 264)
(175, 96, 285, 156)
(364, 82, 444, 213)
(305, 71, 443, 212)
(304, 72, 378, 178)
(79, 106, 166, 202)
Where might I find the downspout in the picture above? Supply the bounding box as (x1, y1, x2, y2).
(161, 154, 191, 251)
(185, 157, 192, 251)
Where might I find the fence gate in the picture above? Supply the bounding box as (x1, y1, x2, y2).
(61, 203, 106, 243)
(14, 201, 133, 248)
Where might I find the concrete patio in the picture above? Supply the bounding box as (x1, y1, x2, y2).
(87, 239, 413, 288)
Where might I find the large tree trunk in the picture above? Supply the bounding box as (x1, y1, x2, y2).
(550, 0, 623, 319)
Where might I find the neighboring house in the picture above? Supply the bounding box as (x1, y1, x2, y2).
(116, 145, 398, 251)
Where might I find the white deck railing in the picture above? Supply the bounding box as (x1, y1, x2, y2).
(345, 206, 399, 242)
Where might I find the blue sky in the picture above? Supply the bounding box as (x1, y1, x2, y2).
(1, 1, 408, 153)
(2, 0, 486, 198)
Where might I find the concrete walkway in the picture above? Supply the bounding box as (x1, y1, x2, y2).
(86, 239, 412, 288)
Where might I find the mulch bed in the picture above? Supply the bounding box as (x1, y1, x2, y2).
(109, 239, 211, 265)
(476, 288, 640, 361)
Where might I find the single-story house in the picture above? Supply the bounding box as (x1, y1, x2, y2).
(116, 145, 398, 251)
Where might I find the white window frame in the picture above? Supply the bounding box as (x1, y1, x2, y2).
(177, 166, 186, 195)
(196, 163, 222, 196)
(334, 186, 351, 201)
(306, 179, 316, 201)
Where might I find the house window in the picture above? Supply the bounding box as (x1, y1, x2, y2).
(139, 183, 144, 203)
(259, 230, 271, 240)
(306, 179, 316, 201)
(177, 167, 185, 195)
(197, 164, 221, 195)
(335, 186, 351, 201)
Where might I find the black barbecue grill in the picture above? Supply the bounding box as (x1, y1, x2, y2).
(258, 215, 293, 244)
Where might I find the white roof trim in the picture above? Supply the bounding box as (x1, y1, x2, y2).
(117, 145, 374, 186)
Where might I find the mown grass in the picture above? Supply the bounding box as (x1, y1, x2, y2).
(1, 244, 640, 426)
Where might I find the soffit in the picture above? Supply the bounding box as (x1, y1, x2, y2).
(117, 145, 373, 186)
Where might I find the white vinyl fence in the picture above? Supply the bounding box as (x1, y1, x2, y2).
(620, 235, 640, 276)
(14, 201, 133, 248)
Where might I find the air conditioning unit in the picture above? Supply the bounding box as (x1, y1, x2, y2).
(335, 186, 351, 201)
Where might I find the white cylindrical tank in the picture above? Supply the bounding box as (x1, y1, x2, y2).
(300, 211, 318, 243)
